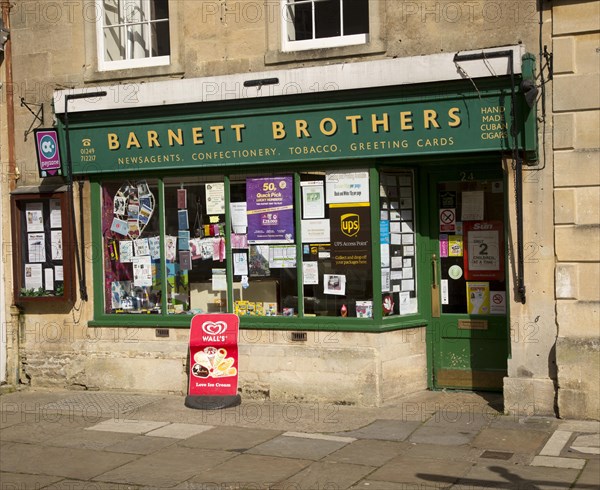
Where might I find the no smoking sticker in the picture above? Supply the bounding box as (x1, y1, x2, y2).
(490, 291, 506, 315)
(439, 208, 456, 232)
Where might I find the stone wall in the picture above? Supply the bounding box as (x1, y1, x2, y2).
(552, 0, 600, 420)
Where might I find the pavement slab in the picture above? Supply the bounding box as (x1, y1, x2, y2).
(423, 410, 496, 431)
(0, 417, 96, 444)
(367, 455, 473, 486)
(93, 446, 235, 487)
(145, 422, 214, 439)
(183, 453, 312, 488)
(0, 472, 63, 489)
(246, 433, 350, 460)
(410, 425, 479, 445)
(273, 461, 377, 490)
(406, 442, 480, 461)
(457, 461, 581, 490)
(324, 438, 410, 466)
(335, 419, 422, 441)
(86, 419, 170, 435)
(43, 427, 136, 450)
(473, 427, 551, 453)
(178, 425, 281, 451)
(45, 480, 143, 489)
(573, 459, 600, 489)
(0, 442, 138, 480)
(104, 434, 180, 455)
(351, 480, 419, 490)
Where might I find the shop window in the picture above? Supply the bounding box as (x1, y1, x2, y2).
(379, 171, 418, 316)
(97, 0, 170, 71)
(95, 168, 421, 324)
(281, 0, 369, 52)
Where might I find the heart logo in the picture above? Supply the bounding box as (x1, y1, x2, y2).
(201, 321, 227, 335)
(112, 180, 155, 239)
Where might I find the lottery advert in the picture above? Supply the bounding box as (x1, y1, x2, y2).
(188, 314, 239, 397)
(247, 176, 295, 244)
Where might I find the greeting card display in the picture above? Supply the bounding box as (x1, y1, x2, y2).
(111, 180, 155, 239)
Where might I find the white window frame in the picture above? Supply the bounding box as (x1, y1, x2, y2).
(280, 0, 369, 52)
(96, 0, 170, 71)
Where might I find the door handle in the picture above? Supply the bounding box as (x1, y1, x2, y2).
(431, 254, 441, 318)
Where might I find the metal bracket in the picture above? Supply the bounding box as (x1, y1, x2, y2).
(20, 97, 44, 141)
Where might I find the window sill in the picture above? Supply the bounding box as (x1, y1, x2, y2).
(88, 313, 427, 332)
(83, 60, 185, 83)
(264, 39, 386, 66)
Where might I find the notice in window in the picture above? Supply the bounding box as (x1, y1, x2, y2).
(247, 176, 295, 244)
(28, 233, 46, 263)
(461, 191, 484, 221)
(206, 183, 225, 215)
(26, 203, 44, 232)
(24, 263, 43, 290)
(301, 181, 325, 219)
(325, 170, 369, 204)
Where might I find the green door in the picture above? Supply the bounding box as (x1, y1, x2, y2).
(426, 164, 508, 391)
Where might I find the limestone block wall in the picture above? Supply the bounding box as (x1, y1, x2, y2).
(552, 1, 600, 420)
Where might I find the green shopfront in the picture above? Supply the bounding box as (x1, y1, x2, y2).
(55, 51, 537, 403)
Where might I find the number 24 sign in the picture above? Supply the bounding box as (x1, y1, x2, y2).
(463, 221, 504, 281)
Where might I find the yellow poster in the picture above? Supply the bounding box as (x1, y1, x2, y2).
(466, 282, 490, 314)
(449, 235, 463, 256)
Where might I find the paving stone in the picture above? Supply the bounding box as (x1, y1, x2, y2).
(540, 430, 573, 456)
(570, 433, 600, 455)
(472, 428, 550, 453)
(573, 459, 600, 489)
(145, 422, 214, 439)
(105, 434, 180, 455)
(0, 472, 63, 489)
(86, 419, 170, 435)
(531, 455, 586, 469)
(457, 461, 580, 489)
(44, 427, 135, 450)
(490, 416, 559, 432)
(350, 480, 417, 490)
(424, 410, 496, 431)
(184, 454, 311, 488)
(324, 439, 409, 466)
(335, 419, 421, 441)
(273, 461, 377, 490)
(246, 433, 349, 460)
(0, 442, 138, 480)
(45, 480, 143, 489)
(0, 418, 94, 444)
(406, 443, 480, 461)
(93, 446, 235, 487)
(178, 425, 281, 451)
(559, 420, 600, 433)
(368, 455, 473, 486)
(410, 425, 479, 445)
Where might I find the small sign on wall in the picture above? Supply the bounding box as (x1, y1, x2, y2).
(34, 128, 63, 177)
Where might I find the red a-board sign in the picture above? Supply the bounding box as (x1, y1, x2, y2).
(188, 314, 239, 397)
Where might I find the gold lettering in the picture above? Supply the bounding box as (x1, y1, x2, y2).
(231, 124, 246, 142)
(272, 121, 286, 140)
(192, 127, 204, 144)
(424, 109, 440, 129)
(400, 112, 413, 130)
(147, 130, 160, 148)
(210, 125, 224, 143)
(448, 107, 461, 127)
(107, 133, 120, 150)
(168, 129, 184, 146)
(345, 115, 362, 134)
(371, 113, 389, 133)
(126, 132, 141, 149)
(319, 117, 337, 136)
(296, 120, 310, 138)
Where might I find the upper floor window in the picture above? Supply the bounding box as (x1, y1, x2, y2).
(97, 0, 170, 71)
(281, 0, 369, 52)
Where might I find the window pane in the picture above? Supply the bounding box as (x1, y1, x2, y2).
(315, 0, 341, 39)
(127, 22, 149, 58)
(287, 1, 313, 41)
(164, 177, 228, 315)
(151, 0, 169, 21)
(104, 25, 126, 61)
(151, 19, 171, 56)
(301, 170, 373, 317)
(124, 0, 145, 22)
(343, 0, 369, 35)
(230, 174, 298, 317)
(380, 171, 418, 316)
(102, 180, 161, 314)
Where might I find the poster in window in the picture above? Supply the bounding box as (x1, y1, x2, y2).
(247, 176, 294, 244)
(463, 221, 504, 281)
(25, 203, 44, 232)
(206, 183, 225, 215)
(301, 181, 325, 219)
(329, 203, 371, 270)
(325, 170, 369, 204)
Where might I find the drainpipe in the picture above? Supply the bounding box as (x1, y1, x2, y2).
(2, 1, 17, 191)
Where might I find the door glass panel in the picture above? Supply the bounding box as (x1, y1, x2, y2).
(380, 171, 418, 316)
(437, 179, 506, 315)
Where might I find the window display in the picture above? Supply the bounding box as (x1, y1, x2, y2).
(96, 167, 420, 322)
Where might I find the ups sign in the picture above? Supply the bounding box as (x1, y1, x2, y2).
(340, 213, 360, 237)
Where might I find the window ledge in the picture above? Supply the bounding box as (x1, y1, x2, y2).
(264, 39, 386, 66)
(83, 61, 185, 84)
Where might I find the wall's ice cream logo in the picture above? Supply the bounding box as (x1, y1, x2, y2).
(201, 320, 227, 336)
(341, 213, 360, 237)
